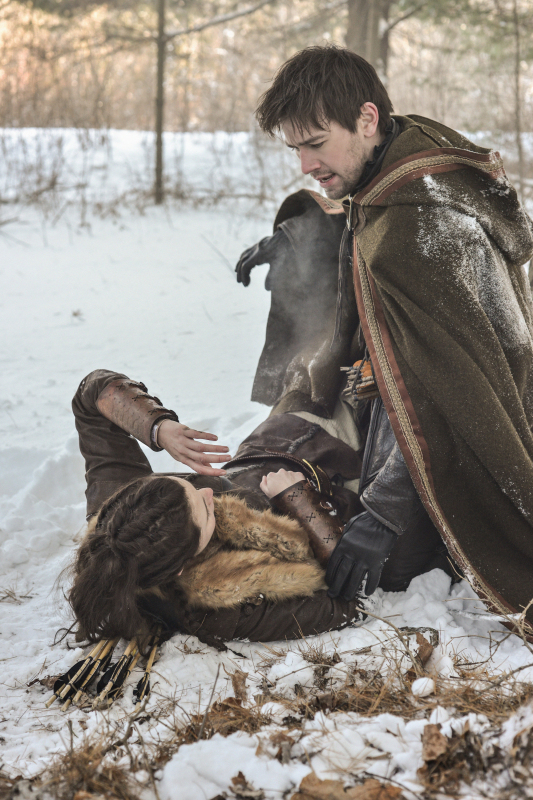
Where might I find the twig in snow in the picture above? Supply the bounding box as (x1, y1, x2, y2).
(200, 233, 235, 275)
(198, 664, 221, 740)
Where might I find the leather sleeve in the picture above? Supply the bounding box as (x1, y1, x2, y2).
(361, 439, 424, 535)
(141, 589, 365, 646)
(72, 370, 158, 517)
(232, 590, 364, 641)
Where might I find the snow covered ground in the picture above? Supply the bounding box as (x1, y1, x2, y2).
(1, 130, 533, 799)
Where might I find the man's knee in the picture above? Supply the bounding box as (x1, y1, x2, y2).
(378, 507, 446, 591)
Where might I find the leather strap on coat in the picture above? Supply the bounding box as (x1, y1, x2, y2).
(226, 450, 332, 495)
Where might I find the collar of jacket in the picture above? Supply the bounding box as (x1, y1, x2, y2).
(343, 118, 401, 231)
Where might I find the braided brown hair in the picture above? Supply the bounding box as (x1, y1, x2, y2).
(69, 475, 201, 645)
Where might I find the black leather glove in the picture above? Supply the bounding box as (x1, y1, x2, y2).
(325, 511, 397, 599)
(235, 229, 286, 286)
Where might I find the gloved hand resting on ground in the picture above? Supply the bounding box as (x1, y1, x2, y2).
(325, 511, 397, 599)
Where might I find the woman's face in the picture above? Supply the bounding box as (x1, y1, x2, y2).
(172, 478, 216, 554)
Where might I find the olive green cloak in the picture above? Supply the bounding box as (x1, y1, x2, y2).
(345, 115, 533, 631)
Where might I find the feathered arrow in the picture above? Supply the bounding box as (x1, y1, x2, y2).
(46, 639, 116, 708)
(62, 640, 117, 711)
(133, 629, 161, 705)
(93, 639, 139, 708)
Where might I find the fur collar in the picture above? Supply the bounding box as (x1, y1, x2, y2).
(178, 494, 326, 610)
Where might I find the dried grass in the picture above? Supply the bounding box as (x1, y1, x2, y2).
(0, 772, 18, 800)
(416, 718, 533, 798)
(153, 696, 272, 767)
(9, 618, 533, 800)
(251, 623, 533, 727)
(10, 665, 533, 800)
(39, 740, 140, 800)
(251, 666, 533, 727)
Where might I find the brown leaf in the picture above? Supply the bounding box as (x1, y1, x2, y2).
(271, 731, 294, 764)
(290, 772, 348, 800)
(291, 775, 405, 800)
(270, 731, 294, 747)
(314, 692, 338, 712)
(231, 771, 246, 787)
(220, 697, 242, 708)
(27, 675, 58, 689)
(256, 732, 294, 762)
(403, 667, 417, 684)
(231, 771, 264, 799)
(231, 669, 249, 704)
(421, 724, 449, 762)
(345, 779, 404, 799)
(416, 633, 434, 667)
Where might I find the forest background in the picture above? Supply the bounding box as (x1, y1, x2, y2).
(1, 0, 532, 210)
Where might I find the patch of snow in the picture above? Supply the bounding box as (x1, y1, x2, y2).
(411, 677, 436, 697)
(160, 733, 310, 800)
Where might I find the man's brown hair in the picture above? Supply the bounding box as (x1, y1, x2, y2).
(256, 45, 393, 136)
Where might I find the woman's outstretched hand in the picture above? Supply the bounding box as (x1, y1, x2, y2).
(157, 420, 232, 476)
(260, 469, 305, 499)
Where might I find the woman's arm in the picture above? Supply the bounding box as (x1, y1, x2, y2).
(232, 590, 366, 641)
(73, 370, 156, 517)
(261, 469, 343, 567)
(73, 369, 231, 517)
(157, 588, 367, 646)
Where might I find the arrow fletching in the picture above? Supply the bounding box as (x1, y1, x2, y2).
(133, 629, 160, 705)
(93, 639, 138, 707)
(46, 640, 107, 708)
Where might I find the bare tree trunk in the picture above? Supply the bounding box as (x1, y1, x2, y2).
(155, 0, 165, 205)
(346, 1, 428, 80)
(512, 0, 524, 203)
(346, 0, 373, 61)
(346, 0, 386, 77)
(379, 0, 394, 80)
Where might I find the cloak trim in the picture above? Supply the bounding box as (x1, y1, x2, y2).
(305, 189, 345, 215)
(353, 147, 505, 207)
(352, 234, 532, 639)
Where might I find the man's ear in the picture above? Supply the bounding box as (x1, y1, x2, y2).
(359, 102, 380, 139)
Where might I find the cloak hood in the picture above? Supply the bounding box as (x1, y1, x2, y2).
(360, 115, 533, 267)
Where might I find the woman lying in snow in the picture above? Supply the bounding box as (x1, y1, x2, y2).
(69, 369, 376, 649)
(70, 369, 452, 649)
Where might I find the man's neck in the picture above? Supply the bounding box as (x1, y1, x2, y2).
(364, 130, 386, 162)
(350, 120, 399, 196)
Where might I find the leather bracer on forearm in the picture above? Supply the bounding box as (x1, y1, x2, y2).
(96, 378, 179, 451)
(270, 480, 343, 567)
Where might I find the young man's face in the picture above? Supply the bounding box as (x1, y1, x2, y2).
(281, 105, 381, 200)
